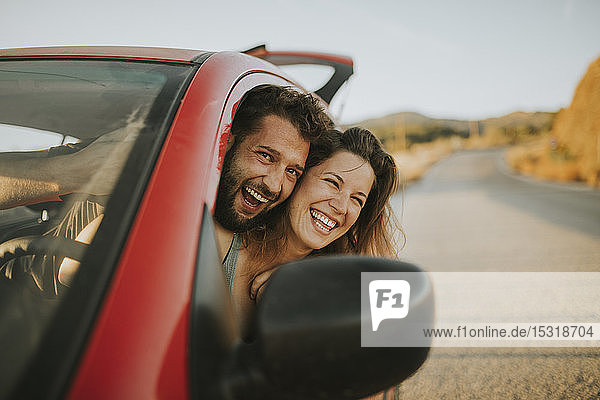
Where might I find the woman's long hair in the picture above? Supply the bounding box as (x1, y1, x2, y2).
(244, 127, 402, 262)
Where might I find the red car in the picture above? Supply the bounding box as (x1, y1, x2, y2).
(0, 46, 432, 399)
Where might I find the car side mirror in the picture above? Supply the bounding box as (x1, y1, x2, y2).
(223, 256, 434, 400)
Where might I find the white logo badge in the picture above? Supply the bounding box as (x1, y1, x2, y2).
(369, 280, 411, 331)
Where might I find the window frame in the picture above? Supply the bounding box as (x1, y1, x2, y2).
(190, 71, 303, 399)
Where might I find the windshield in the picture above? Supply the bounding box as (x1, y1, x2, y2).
(0, 59, 193, 395)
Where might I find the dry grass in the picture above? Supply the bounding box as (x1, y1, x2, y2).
(462, 129, 512, 149)
(505, 137, 583, 183)
(393, 138, 461, 183)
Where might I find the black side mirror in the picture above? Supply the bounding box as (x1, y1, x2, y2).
(223, 256, 434, 400)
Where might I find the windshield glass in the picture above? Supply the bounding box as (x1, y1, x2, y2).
(0, 59, 193, 395)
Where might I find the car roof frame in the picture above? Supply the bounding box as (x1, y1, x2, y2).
(244, 44, 354, 104)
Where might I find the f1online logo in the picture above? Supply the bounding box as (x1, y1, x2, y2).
(369, 280, 410, 331)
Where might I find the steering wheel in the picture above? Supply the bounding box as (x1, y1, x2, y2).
(0, 235, 89, 373)
(0, 235, 89, 295)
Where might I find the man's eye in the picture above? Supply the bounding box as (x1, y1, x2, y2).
(258, 152, 273, 161)
(286, 168, 300, 177)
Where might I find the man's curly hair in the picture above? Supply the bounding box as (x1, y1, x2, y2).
(230, 84, 333, 144)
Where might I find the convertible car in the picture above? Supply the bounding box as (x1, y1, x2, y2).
(0, 46, 432, 399)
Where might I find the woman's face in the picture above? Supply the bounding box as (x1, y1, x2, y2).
(288, 151, 375, 252)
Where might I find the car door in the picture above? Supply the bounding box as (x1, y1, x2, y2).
(0, 57, 198, 400)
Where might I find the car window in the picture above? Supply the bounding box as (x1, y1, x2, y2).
(0, 59, 194, 396)
(278, 64, 335, 92)
(0, 124, 79, 152)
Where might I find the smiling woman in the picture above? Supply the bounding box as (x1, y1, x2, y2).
(268, 127, 401, 258)
(287, 150, 375, 252)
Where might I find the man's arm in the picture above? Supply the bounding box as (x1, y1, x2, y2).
(0, 153, 64, 209)
(0, 124, 137, 210)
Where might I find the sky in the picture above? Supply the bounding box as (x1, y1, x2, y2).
(3, 0, 599, 124)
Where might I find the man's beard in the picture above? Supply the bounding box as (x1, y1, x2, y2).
(214, 146, 274, 233)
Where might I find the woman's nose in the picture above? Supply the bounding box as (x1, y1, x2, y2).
(329, 193, 349, 214)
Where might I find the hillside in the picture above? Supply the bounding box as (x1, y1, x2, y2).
(350, 111, 555, 153)
(507, 56, 600, 187)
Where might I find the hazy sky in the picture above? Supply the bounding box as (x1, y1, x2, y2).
(3, 0, 599, 123)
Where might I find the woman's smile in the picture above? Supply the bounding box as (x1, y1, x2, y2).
(309, 208, 339, 233)
(288, 151, 375, 251)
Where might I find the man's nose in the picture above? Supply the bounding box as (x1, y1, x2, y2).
(329, 193, 349, 214)
(262, 166, 285, 196)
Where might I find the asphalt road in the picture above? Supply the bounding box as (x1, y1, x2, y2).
(389, 148, 600, 400)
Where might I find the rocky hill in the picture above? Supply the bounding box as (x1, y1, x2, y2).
(506, 56, 600, 187)
(550, 56, 600, 186)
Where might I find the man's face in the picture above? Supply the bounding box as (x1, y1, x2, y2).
(214, 114, 310, 232)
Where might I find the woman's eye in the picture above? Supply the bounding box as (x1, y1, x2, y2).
(352, 197, 364, 207)
(324, 178, 339, 189)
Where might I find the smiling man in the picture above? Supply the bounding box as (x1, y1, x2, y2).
(213, 85, 332, 265)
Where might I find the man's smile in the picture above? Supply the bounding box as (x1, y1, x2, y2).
(238, 184, 278, 215)
(243, 186, 270, 204)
